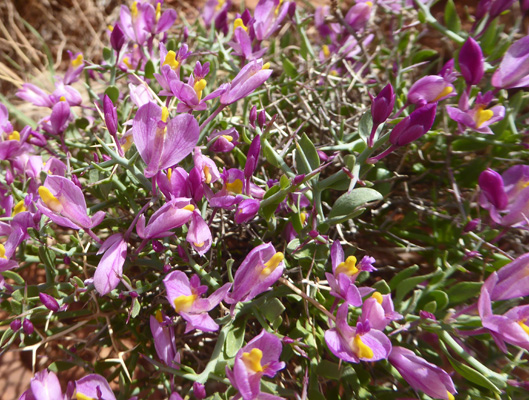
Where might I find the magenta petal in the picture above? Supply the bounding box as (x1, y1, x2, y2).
(30, 370, 63, 400)
(94, 233, 127, 295)
(75, 374, 116, 400)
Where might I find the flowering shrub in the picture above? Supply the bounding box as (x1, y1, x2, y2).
(3, 0, 529, 399)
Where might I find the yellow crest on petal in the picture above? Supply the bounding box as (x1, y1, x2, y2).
(0, 244, 6, 259)
(335, 256, 358, 276)
(261, 252, 284, 276)
(352, 335, 373, 359)
(242, 348, 264, 372)
(38, 186, 63, 213)
(226, 179, 243, 194)
(8, 131, 20, 141)
(71, 54, 84, 68)
(13, 200, 26, 216)
(173, 294, 197, 313)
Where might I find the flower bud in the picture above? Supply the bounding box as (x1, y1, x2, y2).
(459, 37, 484, 86)
(258, 110, 266, 128)
(249, 106, 257, 128)
(389, 103, 437, 147)
(103, 95, 118, 137)
(110, 24, 125, 52)
(10, 319, 21, 331)
(193, 382, 206, 400)
(39, 292, 60, 312)
(235, 199, 260, 224)
(244, 135, 261, 179)
(371, 83, 395, 126)
(23, 319, 34, 335)
(152, 240, 164, 253)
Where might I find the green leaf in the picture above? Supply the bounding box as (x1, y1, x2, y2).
(443, 347, 501, 393)
(131, 298, 141, 318)
(444, 0, 461, 33)
(389, 265, 419, 290)
(280, 174, 290, 189)
(447, 282, 482, 304)
(103, 47, 113, 63)
(261, 185, 285, 221)
(282, 57, 298, 79)
(395, 270, 436, 303)
(412, 49, 438, 64)
(262, 298, 286, 323)
(295, 133, 319, 175)
(105, 86, 120, 103)
(316, 360, 342, 380)
(358, 111, 373, 143)
(75, 117, 90, 130)
(2, 270, 25, 285)
(224, 320, 246, 358)
(144, 59, 155, 79)
(328, 188, 382, 222)
(372, 279, 391, 294)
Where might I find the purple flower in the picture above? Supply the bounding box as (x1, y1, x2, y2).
(446, 91, 504, 134)
(388, 346, 457, 400)
(478, 165, 529, 227)
(325, 241, 363, 306)
(110, 24, 125, 52)
(226, 330, 286, 400)
(193, 382, 206, 400)
(325, 304, 392, 363)
(136, 198, 195, 239)
(157, 167, 189, 199)
(492, 36, 529, 89)
(344, 1, 373, 31)
(63, 51, 84, 85)
(479, 273, 529, 353)
(245, 134, 261, 180)
(369, 83, 396, 147)
(17, 83, 54, 107)
(253, 0, 293, 40)
(235, 199, 260, 224)
(359, 292, 402, 330)
(75, 374, 116, 400)
(42, 100, 71, 136)
(220, 59, 273, 105)
(132, 102, 199, 178)
(225, 243, 284, 304)
(208, 168, 246, 209)
(483, 252, 529, 301)
(23, 318, 34, 335)
(19, 369, 67, 400)
(37, 175, 105, 230)
(194, 147, 221, 185)
(150, 311, 181, 368)
(119, 2, 150, 45)
(186, 210, 212, 256)
(208, 127, 239, 152)
(202, 0, 231, 35)
(169, 71, 223, 113)
(144, 1, 177, 35)
(94, 233, 128, 295)
(163, 271, 231, 332)
(459, 37, 484, 86)
(408, 75, 456, 106)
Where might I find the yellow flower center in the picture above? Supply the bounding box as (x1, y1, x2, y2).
(366, 1, 373, 6)
(123, 135, 134, 152)
(194, 79, 207, 102)
(59, 96, 66, 102)
(262, 62, 271, 70)
(167, 168, 172, 181)
(76, 394, 96, 400)
(226, 179, 243, 194)
(433, 85, 453, 101)
(474, 105, 494, 128)
(261, 252, 284, 276)
(518, 320, 529, 336)
(173, 294, 197, 313)
(194, 242, 205, 247)
(38, 186, 63, 213)
(447, 392, 455, 400)
(335, 256, 358, 276)
(8, 131, 20, 141)
(162, 51, 180, 70)
(242, 348, 264, 373)
(183, 204, 195, 212)
(275, 0, 283, 15)
(322, 45, 330, 58)
(204, 166, 212, 184)
(300, 212, 307, 225)
(123, 57, 133, 69)
(155, 309, 163, 323)
(371, 291, 383, 304)
(131, 1, 139, 19)
(351, 335, 373, 359)
(221, 135, 233, 142)
(216, 0, 226, 11)
(0, 244, 6, 259)
(155, 2, 161, 22)
(71, 54, 83, 68)
(161, 106, 169, 123)
(13, 200, 26, 216)
(234, 18, 248, 32)
(108, 24, 114, 32)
